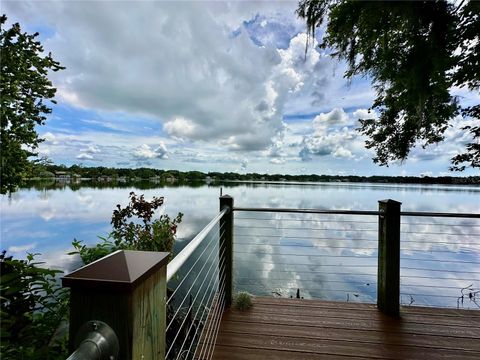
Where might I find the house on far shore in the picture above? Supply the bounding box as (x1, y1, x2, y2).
(71, 173, 82, 183)
(97, 175, 112, 182)
(163, 174, 177, 183)
(55, 171, 70, 181)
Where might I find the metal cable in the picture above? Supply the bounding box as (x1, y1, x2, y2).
(400, 284, 476, 290)
(401, 266, 480, 274)
(235, 225, 377, 232)
(399, 293, 462, 299)
(402, 231, 480, 235)
(183, 271, 226, 360)
(236, 277, 376, 285)
(196, 277, 226, 360)
(234, 233, 376, 241)
(401, 274, 479, 281)
(236, 217, 378, 224)
(235, 283, 376, 294)
(204, 284, 225, 360)
(401, 222, 480, 227)
(401, 258, 480, 265)
(174, 267, 224, 360)
(167, 226, 225, 305)
(233, 251, 375, 260)
(206, 294, 226, 360)
(401, 239, 478, 245)
(166, 253, 225, 359)
(232, 268, 376, 277)
(236, 259, 377, 267)
(235, 242, 378, 250)
(166, 244, 223, 333)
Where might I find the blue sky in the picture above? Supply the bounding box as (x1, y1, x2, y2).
(4, 0, 479, 176)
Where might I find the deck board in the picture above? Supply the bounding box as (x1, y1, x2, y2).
(210, 297, 480, 360)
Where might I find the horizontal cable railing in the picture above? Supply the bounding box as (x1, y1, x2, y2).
(233, 209, 378, 302)
(399, 214, 480, 309)
(233, 206, 480, 309)
(165, 208, 228, 360)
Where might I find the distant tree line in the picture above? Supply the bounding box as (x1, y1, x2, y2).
(26, 162, 480, 186)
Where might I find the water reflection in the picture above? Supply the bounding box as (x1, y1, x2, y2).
(1, 181, 479, 308)
(232, 211, 479, 309)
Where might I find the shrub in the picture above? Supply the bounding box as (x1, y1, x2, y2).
(72, 192, 183, 265)
(0, 251, 69, 359)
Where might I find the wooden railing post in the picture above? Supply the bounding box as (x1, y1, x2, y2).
(377, 199, 401, 317)
(62, 250, 169, 360)
(219, 195, 233, 308)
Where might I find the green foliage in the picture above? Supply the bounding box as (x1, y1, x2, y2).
(234, 291, 253, 311)
(70, 236, 117, 265)
(110, 192, 183, 253)
(71, 192, 183, 265)
(297, 0, 479, 170)
(0, 251, 69, 359)
(0, 15, 64, 193)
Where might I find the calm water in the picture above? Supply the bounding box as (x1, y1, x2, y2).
(1, 181, 479, 308)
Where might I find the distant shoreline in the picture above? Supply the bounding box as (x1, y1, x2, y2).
(25, 163, 480, 186)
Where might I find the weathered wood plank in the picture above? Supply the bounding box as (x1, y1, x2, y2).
(253, 297, 480, 318)
(213, 345, 373, 360)
(243, 303, 480, 328)
(214, 332, 479, 360)
(218, 320, 480, 351)
(221, 311, 480, 338)
(211, 297, 480, 360)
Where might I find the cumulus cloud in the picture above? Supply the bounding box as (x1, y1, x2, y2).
(76, 153, 94, 160)
(133, 143, 168, 160)
(4, 2, 329, 154)
(313, 108, 350, 130)
(300, 108, 367, 161)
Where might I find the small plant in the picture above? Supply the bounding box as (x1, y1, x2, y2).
(71, 192, 183, 265)
(234, 291, 253, 311)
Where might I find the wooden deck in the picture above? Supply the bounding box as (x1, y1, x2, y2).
(210, 297, 480, 360)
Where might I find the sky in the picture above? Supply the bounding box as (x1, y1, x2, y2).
(3, 0, 479, 177)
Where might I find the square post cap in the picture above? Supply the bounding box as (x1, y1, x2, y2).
(62, 250, 169, 292)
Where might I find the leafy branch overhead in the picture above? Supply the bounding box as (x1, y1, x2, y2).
(297, 0, 479, 170)
(0, 15, 64, 193)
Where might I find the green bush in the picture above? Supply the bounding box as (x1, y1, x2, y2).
(71, 192, 183, 265)
(0, 251, 69, 359)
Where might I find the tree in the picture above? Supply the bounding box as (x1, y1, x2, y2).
(0, 15, 64, 193)
(297, 0, 479, 170)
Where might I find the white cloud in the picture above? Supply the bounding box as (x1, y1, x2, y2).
(42, 132, 58, 144)
(84, 145, 101, 154)
(313, 108, 350, 130)
(352, 108, 377, 120)
(164, 117, 198, 140)
(270, 158, 285, 164)
(8, 243, 37, 253)
(300, 108, 367, 161)
(76, 153, 94, 160)
(4, 2, 329, 154)
(133, 143, 168, 160)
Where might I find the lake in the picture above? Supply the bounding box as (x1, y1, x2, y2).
(1, 180, 479, 309)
